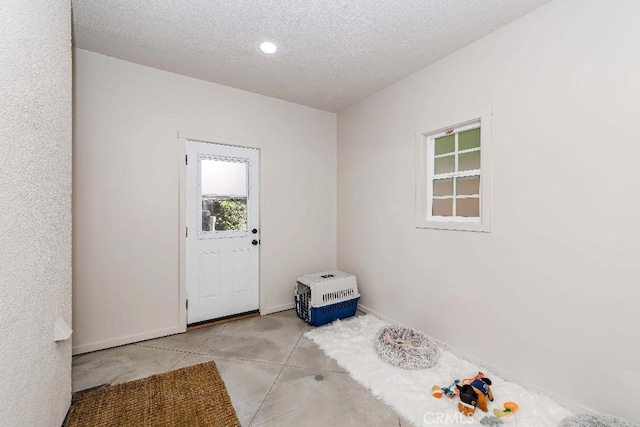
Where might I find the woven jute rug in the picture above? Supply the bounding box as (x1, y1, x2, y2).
(64, 361, 240, 427)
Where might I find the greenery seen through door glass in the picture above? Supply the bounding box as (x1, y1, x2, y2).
(202, 197, 247, 231)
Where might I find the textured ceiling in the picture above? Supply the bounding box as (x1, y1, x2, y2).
(72, 0, 552, 112)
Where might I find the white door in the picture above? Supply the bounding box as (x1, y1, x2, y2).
(186, 141, 260, 324)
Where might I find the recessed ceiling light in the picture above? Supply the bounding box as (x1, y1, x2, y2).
(259, 41, 277, 54)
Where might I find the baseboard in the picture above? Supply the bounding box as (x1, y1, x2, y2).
(260, 302, 295, 316)
(73, 304, 297, 354)
(357, 303, 596, 416)
(72, 325, 185, 355)
(357, 304, 403, 325)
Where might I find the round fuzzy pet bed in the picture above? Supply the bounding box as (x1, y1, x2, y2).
(374, 325, 440, 370)
(559, 414, 639, 427)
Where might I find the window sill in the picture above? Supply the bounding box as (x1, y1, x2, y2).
(416, 219, 490, 233)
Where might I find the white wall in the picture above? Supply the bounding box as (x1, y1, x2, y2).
(73, 49, 337, 353)
(337, 0, 639, 421)
(0, 1, 72, 425)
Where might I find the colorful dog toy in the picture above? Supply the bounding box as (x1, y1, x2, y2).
(385, 334, 409, 346)
(433, 372, 495, 416)
(432, 372, 487, 401)
(457, 377, 494, 416)
(433, 379, 460, 399)
(493, 401, 519, 418)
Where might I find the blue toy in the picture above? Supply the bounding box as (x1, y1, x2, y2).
(432, 379, 460, 399)
(441, 379, 460, 399)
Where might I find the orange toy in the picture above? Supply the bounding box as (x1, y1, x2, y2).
(504, 402, 519, 412)
(431, 385, 443, 398)
(494, 401, 520, 418)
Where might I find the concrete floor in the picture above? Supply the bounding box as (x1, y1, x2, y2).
(72, 309, 408, 426)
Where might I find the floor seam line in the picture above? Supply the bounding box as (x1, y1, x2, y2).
(246, 323, 306, 426)
(282, 327, 306, 367)
(189, 353, 286, 367)
(135, 344, 193, 354)
(190, 323, 229, 354)
(168, 352, 192, 370)
(247, 363, 286, 427)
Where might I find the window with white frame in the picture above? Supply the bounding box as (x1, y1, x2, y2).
(416, 113, 491, 232)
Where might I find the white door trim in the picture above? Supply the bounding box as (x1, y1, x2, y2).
(178, 132, 265, 328)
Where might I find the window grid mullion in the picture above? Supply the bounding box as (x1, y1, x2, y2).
(453, 132, 458, 216)
(434, 147, 479, 159)
(433, 169, 480, 180)
(428, 137, 435, 218)
(433, 195, 479, 199)
(434, 152, 455, 159)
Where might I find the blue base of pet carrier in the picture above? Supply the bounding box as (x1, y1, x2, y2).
(296, 293, 359, 326)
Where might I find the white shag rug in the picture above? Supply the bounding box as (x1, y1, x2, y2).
(305, 315, 574, 427)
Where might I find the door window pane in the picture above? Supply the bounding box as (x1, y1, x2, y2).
(202, 198, 247, 231)
(456, 176, 480, 195)
(456, 198, 479, 217)
(201, 159, 247, 196)
(432, 199, 453, 216)
(433, 178, 453, 196)
(458, 128, 480, 151)
(435, 134, 455, 155)
(201, 159, 248, 232)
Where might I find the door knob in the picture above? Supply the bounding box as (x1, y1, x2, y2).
(252, 239, 259, 245)
(252, 228, 258, 234)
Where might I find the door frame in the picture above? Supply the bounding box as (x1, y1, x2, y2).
(178, 132, 265, 328)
